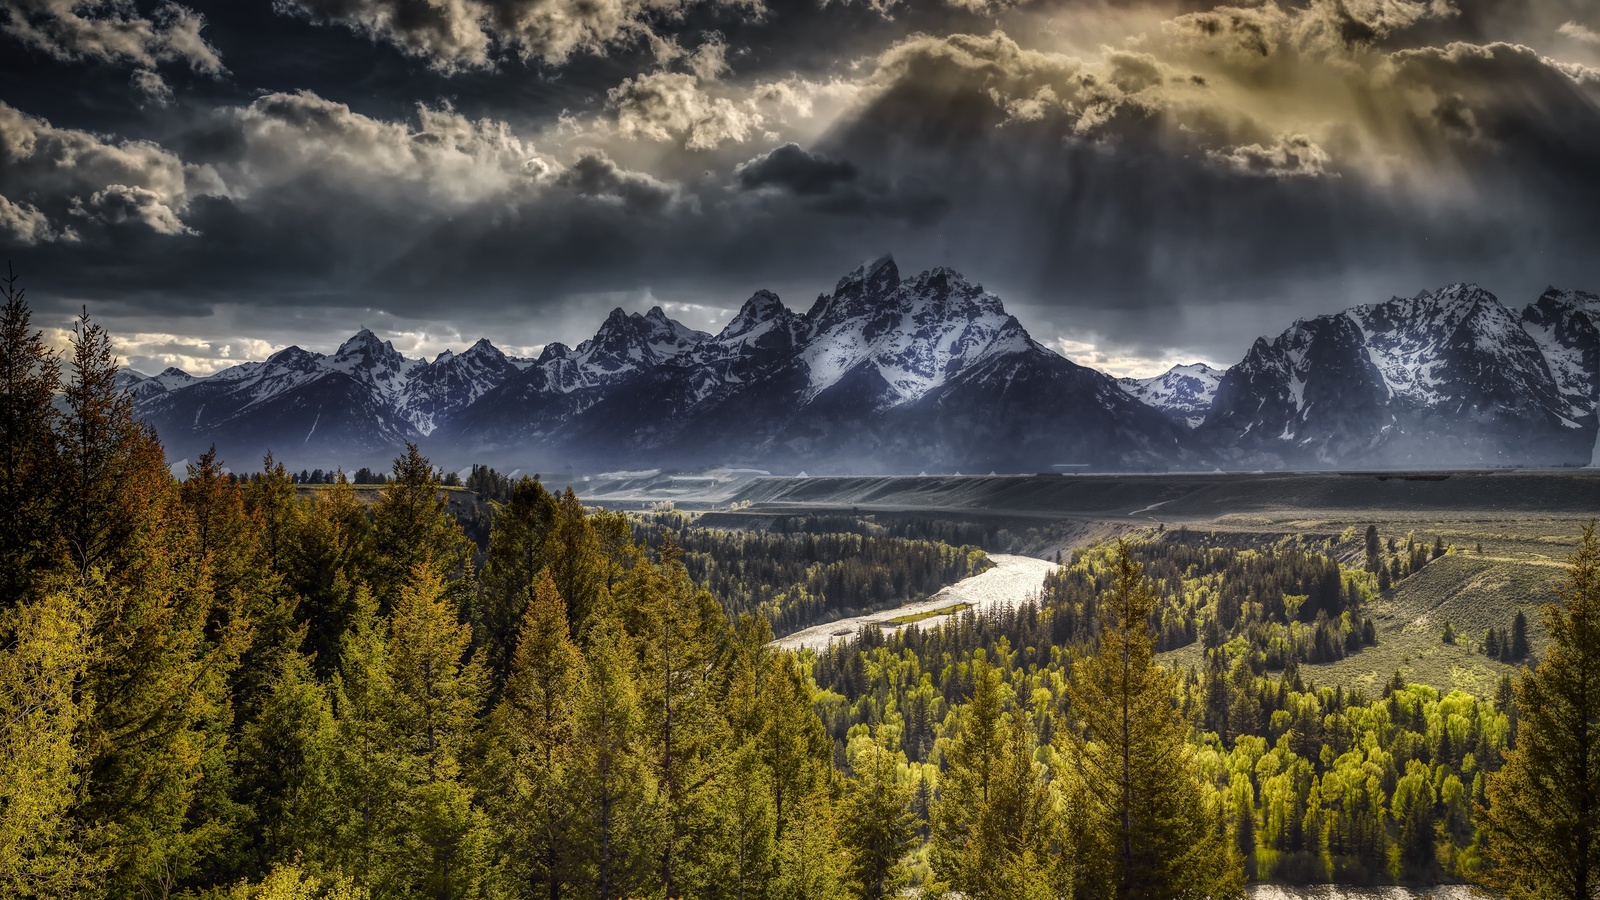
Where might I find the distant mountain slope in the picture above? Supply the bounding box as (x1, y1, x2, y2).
(126, 268, 1600, 472)
(1197, 284, 1594, 467)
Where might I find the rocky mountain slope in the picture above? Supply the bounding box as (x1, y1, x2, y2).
(126, 264, 1600, 472)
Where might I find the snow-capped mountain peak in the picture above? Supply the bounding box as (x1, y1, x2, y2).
(1118, 363, 1223, 428)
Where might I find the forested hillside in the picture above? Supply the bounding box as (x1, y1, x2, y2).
(0, 278, 1591, 899)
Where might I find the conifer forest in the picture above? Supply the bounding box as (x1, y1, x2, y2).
(6, 281, 1600, 900)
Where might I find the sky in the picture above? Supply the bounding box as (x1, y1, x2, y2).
(2, 0, 1599, 378)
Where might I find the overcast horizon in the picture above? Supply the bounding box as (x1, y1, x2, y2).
(4, 0, 1599, 379)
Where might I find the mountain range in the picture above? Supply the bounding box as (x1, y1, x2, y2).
(122, 257, 1600, 473)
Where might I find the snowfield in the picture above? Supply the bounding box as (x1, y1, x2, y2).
(772, 553, 1058, 653)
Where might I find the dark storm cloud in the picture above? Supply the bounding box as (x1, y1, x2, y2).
(558, 150, 682, 212)
(1, 0, 1599, 375)
(735, 143, 857, 194)
(732, 142, 946, 221)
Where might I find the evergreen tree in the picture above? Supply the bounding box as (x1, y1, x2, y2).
(477, 478, 560, 690)
(233, 645, 338, 880)
(1510, 610, 1530, 661)
(542, 489, 607, 638)
(385, 561, 490, 899)
(568, 614, 660, 900)
(839, 730, 915, 900)
(618, 551, 729, 900)
(1061, 543, 1242, 900)
(328, 585, 406, 892)
(772, 791, 851, 900)
(0, 266, 62, 604)
(931, 654, 1006, 895)
(1365, 526, 1381, 574)
(484, 572, 583, 900)
(1481, 524, 1600, 900)
(59, 308, 168, 576)
(367, 445, 472, 612)
(0, 586, 103, 896)
(286, 479, 370, 678)
(244, 453, 296, 573)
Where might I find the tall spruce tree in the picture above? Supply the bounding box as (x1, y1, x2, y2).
(568, 612, 660, 900)
(0, 266, 62, 603)
(839, 729, 916, 900)
(1481, 523, 1600, 900)
(385, 560, 490, 899)
(59, 308, 167, 577)
(367, 445, 472, 612)
(616, 549, 729, 900)
(0, 585, 103, 896)
(1062, 542, 1242, 900)
(477, 477, 560, 690)
(484, 572, 583, 900)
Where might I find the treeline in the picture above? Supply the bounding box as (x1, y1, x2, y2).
(630, 511, 991, 636)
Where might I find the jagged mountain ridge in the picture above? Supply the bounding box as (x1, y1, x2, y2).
(439, 257, 1183, 472)
(126, 263, 1600, 472)
(1198, 283, 1598, 467)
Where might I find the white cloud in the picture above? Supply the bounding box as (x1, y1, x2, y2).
(1558, 21, 1600, 45)
(215, 91, 556, 209)
(0, 194, 76, 244)
(1, 0, 223, 96)
(275, 0, 761, 73)
(1209, 134, 1335, 178)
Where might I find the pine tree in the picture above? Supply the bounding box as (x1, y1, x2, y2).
(0, 586, 104, 896)
(542, 489, 607, 638)
(484, 572, 583, 900)
(328, 585, 406, 892)
(1365, 525, 1381, 574)
(477, 478, 560, 690)
(1061, 542, 1242, 900)
(931, 654, 1006, 895)
(367, 444, 472, 612)
(568, 613, 660, 900)
(839, 730, 915, 900)
(618, 550, 729, 900)
(233, 645, 338, 880)
(243, 453, 296, 573)
(772, 791, 851, 900)
(385, 560, 490, 900)
(59, 308, 168, 576)
(1481, 524, 1600, 900)
(0, 266, 62, 604)
(1510, 610, 1530, 661)
(286, 479, 369, 678)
